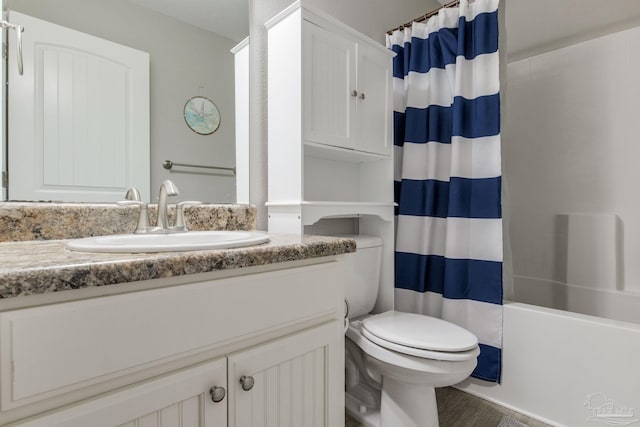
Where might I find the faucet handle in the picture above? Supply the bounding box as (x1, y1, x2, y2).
(173, 201, 203, 232)
(116, 200, 150, 233)
(124, 187, 142, 201)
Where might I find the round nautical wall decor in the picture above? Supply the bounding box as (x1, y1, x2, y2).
(183, 96, 221, 135)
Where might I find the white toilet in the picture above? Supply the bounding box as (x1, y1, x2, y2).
(344, 235, 480, 427)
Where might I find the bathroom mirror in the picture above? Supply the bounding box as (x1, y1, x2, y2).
(1, 0, 248, 203)
(505, 0, 640, 325)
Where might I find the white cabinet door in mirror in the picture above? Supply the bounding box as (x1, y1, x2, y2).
(8, 12, 150, 202)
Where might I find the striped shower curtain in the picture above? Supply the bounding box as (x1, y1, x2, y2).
(387, 0, 503, 382)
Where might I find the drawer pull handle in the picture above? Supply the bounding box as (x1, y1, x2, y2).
(359, 93, 366, 100)
(210, 386, 226, 403)
(351, 90, 358, 97)
(240, 375, 255, 391)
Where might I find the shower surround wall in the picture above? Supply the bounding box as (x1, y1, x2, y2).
(504, 24, 640, 323)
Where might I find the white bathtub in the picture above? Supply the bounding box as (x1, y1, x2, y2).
(457, 301, 640, 427)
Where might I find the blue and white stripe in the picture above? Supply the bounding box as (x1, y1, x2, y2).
(388, 0, 503, 382)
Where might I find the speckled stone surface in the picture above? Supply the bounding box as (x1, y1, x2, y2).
(0, 234, 356, 299)
(0, 202, 256, 242)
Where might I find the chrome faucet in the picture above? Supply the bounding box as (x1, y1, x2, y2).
(156, 179, 179, 230)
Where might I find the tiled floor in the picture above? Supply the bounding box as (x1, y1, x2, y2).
(345, 387, 552, 427)
(345, 413, 363, 427)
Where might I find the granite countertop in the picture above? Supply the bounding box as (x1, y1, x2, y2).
(0, 202, 256, 242)
(0, 234, 356, 300)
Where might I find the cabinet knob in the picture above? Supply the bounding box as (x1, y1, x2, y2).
(239, 375, 255, 391)
(359, 92, 366, 100)
(351, 90, 358, 97)
(209, 386, 226, 403)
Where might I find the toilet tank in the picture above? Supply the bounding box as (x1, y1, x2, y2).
(342, 235, 383, 318)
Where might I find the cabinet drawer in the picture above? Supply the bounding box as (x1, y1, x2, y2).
(0, 261, 342, 410)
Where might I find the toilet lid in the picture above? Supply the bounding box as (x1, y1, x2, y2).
(361, 311, 478, 352)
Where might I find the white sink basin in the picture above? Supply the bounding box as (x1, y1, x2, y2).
(66, 230, 270, 253)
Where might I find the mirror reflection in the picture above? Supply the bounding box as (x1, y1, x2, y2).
(3, 0, 248, 203)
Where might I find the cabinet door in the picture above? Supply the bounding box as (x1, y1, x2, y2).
(14, 359, 227, 427)
(228, 322, 343, 427)
(303, 20, 356, 150)
(356, 44, 392, 156)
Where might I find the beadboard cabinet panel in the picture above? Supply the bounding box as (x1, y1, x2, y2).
(303, 20, 356, 151)
(228, 322, 343, 427)
(357, 43, 392, 156)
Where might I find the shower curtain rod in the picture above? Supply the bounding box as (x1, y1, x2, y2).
(386, 0, 462, 35)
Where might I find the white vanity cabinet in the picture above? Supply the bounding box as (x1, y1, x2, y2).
(0, 260, 345, 426)
(12, 324, 337, 427)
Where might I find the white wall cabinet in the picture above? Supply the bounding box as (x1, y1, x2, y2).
(302, 17, 391, 156)
(266, 2, 395, 312)
(0, 261, 344, 426)
(266, 2, 395, 225)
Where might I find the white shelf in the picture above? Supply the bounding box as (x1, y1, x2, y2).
(304, 142, 390, 163)
(266, 201, 395, 225)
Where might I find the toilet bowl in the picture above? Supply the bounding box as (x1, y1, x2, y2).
(343, 235, 480, 427)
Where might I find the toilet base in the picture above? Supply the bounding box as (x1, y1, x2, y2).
(346, 379, 440, 427)
(345, 393, 381, 427)
(380, 376, 439, 427)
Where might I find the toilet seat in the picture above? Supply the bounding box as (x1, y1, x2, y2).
(361, 311, 479, 361)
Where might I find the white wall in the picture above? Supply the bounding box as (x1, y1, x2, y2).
(249, 0, 439, 230)
(11, 0, 237, 203)
(505, 25, 640, 302)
